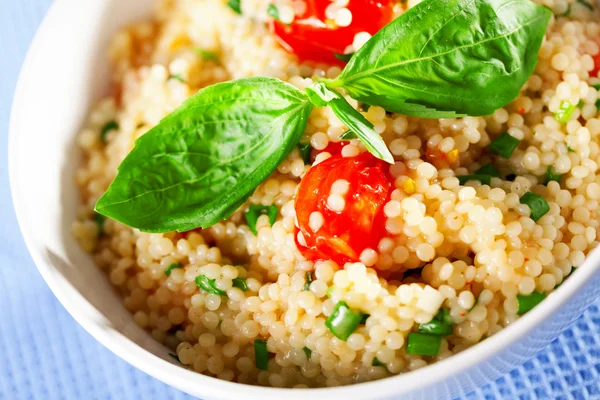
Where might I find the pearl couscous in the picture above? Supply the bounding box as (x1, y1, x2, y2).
(73, 0, 600, 389)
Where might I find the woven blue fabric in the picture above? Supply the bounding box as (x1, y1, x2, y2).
(1, 1, 599, 399)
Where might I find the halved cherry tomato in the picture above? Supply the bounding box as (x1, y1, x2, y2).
(294, 152, 393, 265)
(591, 53, 600, 78)
(269, 0, 395, 64)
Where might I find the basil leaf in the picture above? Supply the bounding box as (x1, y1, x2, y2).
(334, 53, 354, 62)
(95, 77, 312, 232)
(306, 83, 393, 163)
(228, 0, 242, 14)
(340, 130, 357, 140)
(267, 4, 281, 21)
(326, 0, 551, 117)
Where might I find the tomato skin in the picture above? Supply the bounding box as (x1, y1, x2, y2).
(295, 153, 393, 265)
(269, 0, 395, 64)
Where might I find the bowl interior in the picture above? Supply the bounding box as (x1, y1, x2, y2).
(10, 1, 600, 399)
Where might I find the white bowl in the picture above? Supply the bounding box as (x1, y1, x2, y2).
(9, 0, 600, 398)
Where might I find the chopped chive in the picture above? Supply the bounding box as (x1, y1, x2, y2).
(94, 213, 106, 236)
(195, 275, 226, 296)
(195, 48, 219, 63)
(340, 130, 357, 140)
(372, 357, 386, 367)
(475, 163, 501, 177)
(517, 291, 546, 315)
(254, 339, 269, 370)
(232, 277, 248, 291)
(101, 120, 118, 143)
(577, 0, 594, 10)
(325, 301, 363, 340)
(545, 166, 562, 184)
(164, 263, 182, 277)
(554, 101, 576, 124)
(417, 308, 454, 336)
(303, 346, 312, 358)
(244, 204, 278, 235)
(360, 313, 370, 324)
(566, 143, 575, 153)
(302, 272, 314, 291)
(168, 74, 186, 83)
(298, 143, 312, 164)
(520, 192, 550, 222)
(227, 0, 242, 14)
(334, 52, 354, 62)
(489, 132, 519, 158)
(406, 333, 442, 356)
(168, 353, 182, 363)
(458, 174, 491, 185)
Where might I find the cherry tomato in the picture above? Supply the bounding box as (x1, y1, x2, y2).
(591, 53, 600, 78)
(294, 152, 393, 265)
(269, 0, 395, 64)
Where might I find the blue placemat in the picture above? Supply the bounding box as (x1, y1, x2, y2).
(1, 1, 600, 399)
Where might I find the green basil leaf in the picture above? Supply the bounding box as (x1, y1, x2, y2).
(334, 53, 354, 62)
(340, 130, 357, 140)
(267, 4, 281, 21)
(95, 77, 312, 232)
(228, 0, 242, 14)
(326, 0, 551, 117)
(306, 83, 393, 163)
(298, 142, 312, 164)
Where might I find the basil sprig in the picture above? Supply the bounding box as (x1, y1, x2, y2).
(95, 77, 312, 232)
(324, 0, 551, 117)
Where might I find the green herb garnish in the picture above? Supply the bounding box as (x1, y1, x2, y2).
(302, 272, 314, 291)
(360, 313, 370, 324)
(94, 213, 106, 236)
(520, 192, 550, 222)
(267, 4, 282, 21)
(303, 346, 312, 358)
(406, 333, 442, 357)
(325, 301, 363, 341)
(595, 99, 600, 109)
(554, 101, 576, 124)
(298, 142, 312, 164)
(489, 133, 519, 158)
(254, 339, 269, 370)
(227, 0, 242, 14)
(195, 49, 219, 63)
(334, 53, 354, 62)
(577, 0, 594, 10)
(101, 120, 118, 143)
(517, 291, 546, 315)
(232, 277, 248, 291)
(417, 309, 454, 336)
(566, 143, 575, 153)
(164, 263, 182, 277)
(545, 166, 562, 184)
(476, 163, 501, 177)
(593, 84, 600, 90)
(245, 204, 278, 235)
(195, 275, 226, 296)
(372, 357, 386, 367)
(168, 74, 186, 83)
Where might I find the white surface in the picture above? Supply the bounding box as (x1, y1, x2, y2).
(8, 0, 600, 399)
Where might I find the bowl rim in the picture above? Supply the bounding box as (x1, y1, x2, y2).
(8, 0, 600, 398)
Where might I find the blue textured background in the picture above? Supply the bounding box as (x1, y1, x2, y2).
(1, 1, 600, 399)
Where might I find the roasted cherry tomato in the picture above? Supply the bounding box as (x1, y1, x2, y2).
(294, 152, 393, 265)
(591, 53, 600, 78)
(269, 0, 395, 64)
